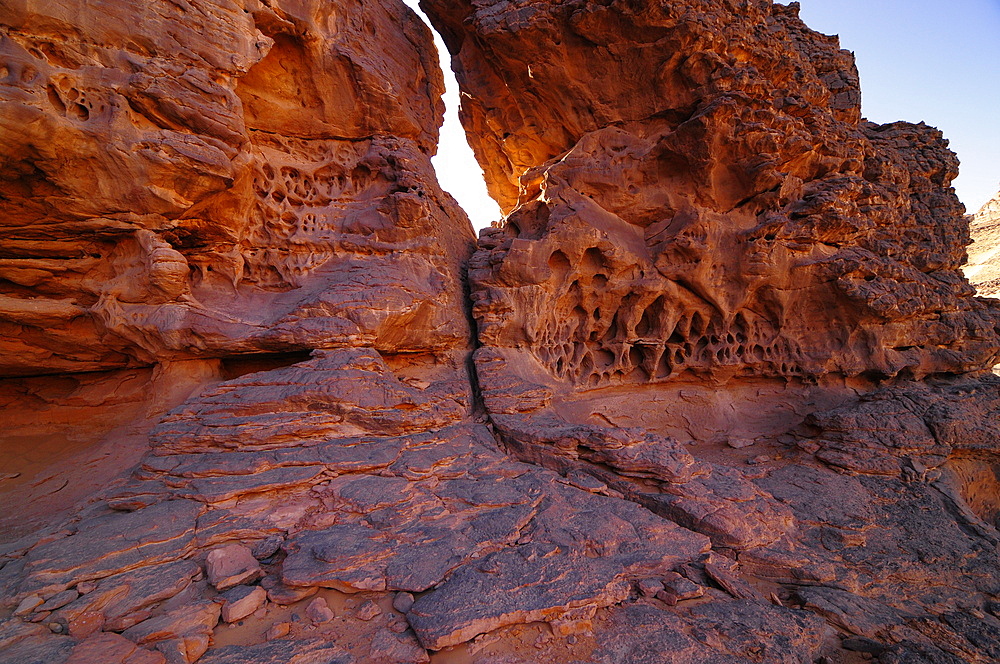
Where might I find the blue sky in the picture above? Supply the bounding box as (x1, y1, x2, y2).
(798, 0, 1000, 218)
(403, 0, 1000, 229)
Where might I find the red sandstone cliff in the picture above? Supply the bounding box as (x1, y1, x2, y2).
(2, 2, 1000, 663)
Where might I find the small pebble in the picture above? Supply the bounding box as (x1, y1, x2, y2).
(356, 600, 381, 621)
(265, 622, 291, 641)
(392, 592, 414, 614)
(747, 455, 771, 465)
(305, 597, 335, 624)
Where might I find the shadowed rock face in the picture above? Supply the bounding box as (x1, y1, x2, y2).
(3, 2, 1000, 664)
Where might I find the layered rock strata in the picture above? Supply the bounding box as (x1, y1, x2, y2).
(0, 0, 473, 376)
(2, 1, 1000, 664)
(966, 189, 1000, 297)
(0, 0, 473, 540)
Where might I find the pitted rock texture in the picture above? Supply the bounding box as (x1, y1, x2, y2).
(4, 1, 1000, 664)
(0, 0, 474, 376)
(424, 0, 1000, 387)
(967, 188, 1000, 298)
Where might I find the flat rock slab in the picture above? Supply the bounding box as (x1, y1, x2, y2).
(408, 482, 708, 650)
(755, 465, 875, 530)
(408, 544, 633, 650)
(121, 600, 221, 647)
(54, 559, 201, 631)
(151, 349, 466, 454)
(0, 622, 76, 664)
(65, 632, 166, 664)
(21, 500, 202, 596)
(687, 600, 830, 661)
(182, 466, 326, 504)
(196, 639, 354, 664)
(283, 524, 397, 593)
(570, 604, 711, 664)
(580, 601, 828, 664)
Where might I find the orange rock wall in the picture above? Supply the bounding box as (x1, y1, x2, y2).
(967, 189, 1000, 297)
(423, 0, 1000, 387)
(0, 0, 475, 377)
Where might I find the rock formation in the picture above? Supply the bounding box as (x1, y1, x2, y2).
(3, 1, 1000, 663)
(966, 188, 1000, 297)
(0, 0, 472, 377)
(425, 0, 999, 385)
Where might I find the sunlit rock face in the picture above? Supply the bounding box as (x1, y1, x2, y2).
(423, 0, 1000, 388)
(0, 0, 475, 377)
(409, 4, 1000, 659)
(967, 189, 1000, 297)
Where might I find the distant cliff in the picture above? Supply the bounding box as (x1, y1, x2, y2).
(967, 188, 1000, 297)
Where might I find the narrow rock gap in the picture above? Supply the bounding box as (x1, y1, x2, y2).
(397, 1, 511, 457)
(394, 5, 722, 576)
(401, 0, 501, 232)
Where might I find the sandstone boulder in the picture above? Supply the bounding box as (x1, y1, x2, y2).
(205, 545, 261, 592)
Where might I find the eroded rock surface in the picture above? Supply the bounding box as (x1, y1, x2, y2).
(3, 1, 1000, 664)
(418, 0, 1000, 661)
(967, 189, 1000, 297)
(425, 0, 999, 386)
(0, 0, 473, 377)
